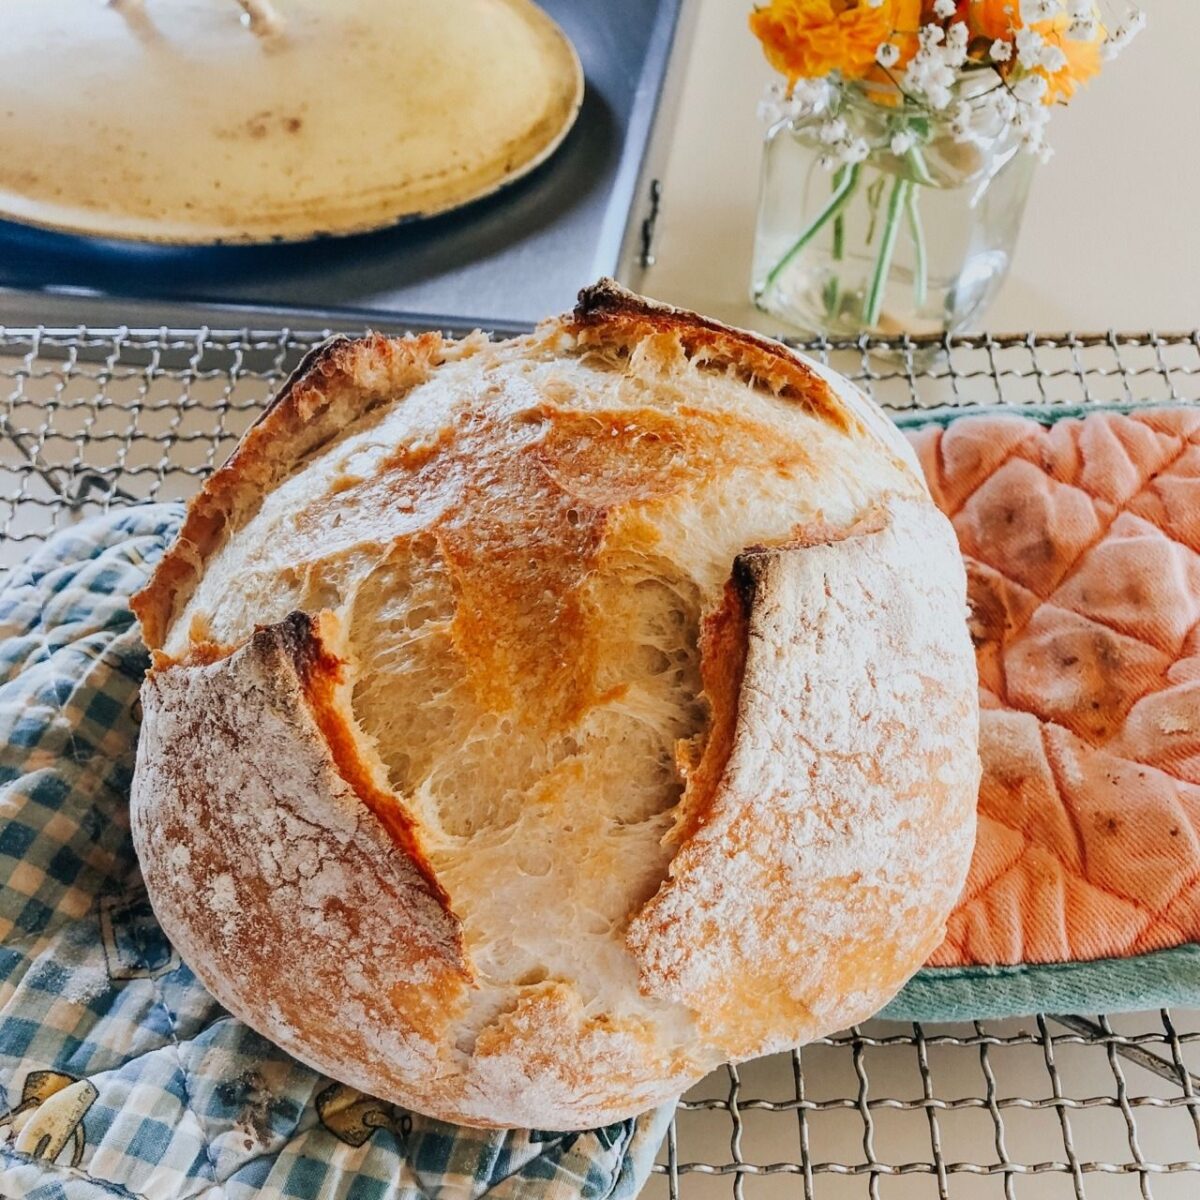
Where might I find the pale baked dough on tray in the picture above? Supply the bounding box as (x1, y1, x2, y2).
(131, 283, 979, 1128)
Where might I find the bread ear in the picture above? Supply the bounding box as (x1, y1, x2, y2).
(131, 610, 470, 1106)
(628, 496, 979, 1059)
(132, 332, 452, 651)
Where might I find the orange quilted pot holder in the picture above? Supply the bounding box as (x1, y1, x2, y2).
(905, 408, 1200, 987)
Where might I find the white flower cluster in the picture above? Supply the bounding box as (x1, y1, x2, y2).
(759, 1, 1144, 174)
(816, 115, 871, 170)
(887, 9, 1058, 162)
(1102, 7, 1147, 60)
(1065, 0, 1099, 41)
(1015, 27, 1067, 73)
(757, 78, 833, 126)
(899, 21, 969, 110)
(1019, 0, 1058, 21)
(1011, 93, 1054, 161)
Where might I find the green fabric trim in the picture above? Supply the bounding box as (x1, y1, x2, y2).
(884, 943, 1200, 1022)
(890, 400, 1184, 430)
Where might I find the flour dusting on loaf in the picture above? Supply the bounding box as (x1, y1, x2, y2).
(130, 281, 978, 1129)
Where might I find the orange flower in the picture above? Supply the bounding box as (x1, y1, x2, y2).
(1034, 14, 1102, 102)
(966, 2, 1103, 104)
(971, 0, 1019, 40)
(750, 0, 921, 85)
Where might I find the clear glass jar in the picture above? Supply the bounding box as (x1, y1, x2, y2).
(751, 85, 1035, 338)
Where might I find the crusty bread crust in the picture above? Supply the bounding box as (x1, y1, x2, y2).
(570, 280, 856, 432)
(133, 331, 456, 650)
(131, 611, 470, 1111)
(131, 282, 978, 1128)
(628, 497, 978, 1058)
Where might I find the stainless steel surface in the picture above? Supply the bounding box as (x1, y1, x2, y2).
(3, 322, 1199, 1196)
(0, 0, 690, 329)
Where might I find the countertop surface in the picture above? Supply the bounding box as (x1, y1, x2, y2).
(644, 0, 1199, 338)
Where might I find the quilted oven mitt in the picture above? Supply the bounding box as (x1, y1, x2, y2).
(0, 507, 671, 1200)
(888, 406, 1200, 1021)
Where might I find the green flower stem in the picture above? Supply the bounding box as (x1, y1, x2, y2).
(863, 176, 908, 328)
(905, 183, 927, 311)
(864, 175, 886, 246)
(832, 211, 845, 261)
(906, 144, 936, 187)
(756, 163, 860, 302)
(832, 166, 847, 261)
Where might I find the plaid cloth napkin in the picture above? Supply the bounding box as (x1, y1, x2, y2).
(0, 506, 672, 1200)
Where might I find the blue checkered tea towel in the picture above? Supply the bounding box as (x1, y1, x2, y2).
(0, 506, 673, 1200)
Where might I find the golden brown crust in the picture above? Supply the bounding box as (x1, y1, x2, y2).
(570, 280, 857, 433)
(626, 497, 979, 1060)
(137, 284, 870, 658)
(254, 610, 450, 907)
(131, 616, 472, 1110)
(667, 579, 749, 849)
(132, 332, 450, 650)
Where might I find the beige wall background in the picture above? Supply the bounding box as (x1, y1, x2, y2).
(644, 0, 1199, 335)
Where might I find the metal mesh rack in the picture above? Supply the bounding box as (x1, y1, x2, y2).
(3, 322, 1200, 1197)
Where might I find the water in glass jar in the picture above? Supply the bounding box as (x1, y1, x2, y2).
(752, 118, 1034, 339)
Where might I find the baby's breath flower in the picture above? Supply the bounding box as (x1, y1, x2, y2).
(1015, 28, 1045, 67)
(990, 38, 1013, 61)
(1013, 72, 1049, 103)
(758, 98, 782, 124)
(789, 77, 834, 116)
(1012, 99, 1050, 157)
(1019, 0, 1059, 21)
(943, 31, 969, 67)
(1038, 43, 1068, 71)
(1102, 8, 1146, 60)
(842, 137, 871, 164)
(819, 117, 849, 144)
(757, 82, 786, 124)
(1065, 0, 1092, 16)
(1067, 16, 1098, 40)
(757, 79, 833, 125)
(986, 88, 1018, 121)
(933, 0, 957, 19)
(890, 129, 916, 155)
(875, 41, 900, 69)
(948, 100, 974, 142)
(919, 22, 946, 48)
(925, 83, 953, 109)
(1012, 97, 1049, 131)
(929, 59, 957, 89)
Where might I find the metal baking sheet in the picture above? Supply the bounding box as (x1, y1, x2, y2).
(0, 0, 688, 330)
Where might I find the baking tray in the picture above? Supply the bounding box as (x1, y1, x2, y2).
(3, 321, 1200, 1197)
(0, 0, 692, 330)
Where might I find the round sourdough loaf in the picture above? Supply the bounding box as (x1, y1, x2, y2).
(130, 282, 979, 1129)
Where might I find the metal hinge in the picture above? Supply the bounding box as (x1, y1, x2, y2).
(639, 179, 663, 269)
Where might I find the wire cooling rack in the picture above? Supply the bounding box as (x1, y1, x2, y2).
(3, 323, 1200, 1197)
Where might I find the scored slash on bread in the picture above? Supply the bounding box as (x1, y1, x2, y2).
(130, 282, 979, 1129)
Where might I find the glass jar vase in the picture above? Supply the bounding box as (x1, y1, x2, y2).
(751, 85, 1035, 338)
